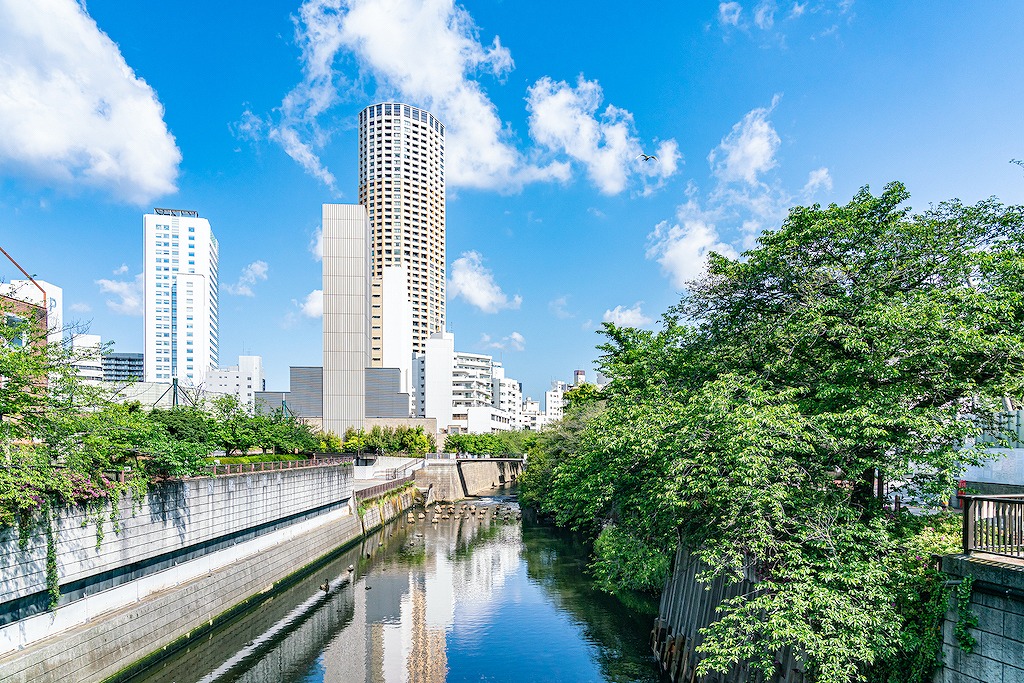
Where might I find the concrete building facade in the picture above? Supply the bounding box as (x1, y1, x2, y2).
(206, 355, 265, 409)
(0, 279, 63, 346)
(322, 203, 371, 435)
(143, 208, 219, 385)
(358, 102, 446, 357)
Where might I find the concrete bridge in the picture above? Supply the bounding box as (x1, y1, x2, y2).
(414, 457, 524, 503)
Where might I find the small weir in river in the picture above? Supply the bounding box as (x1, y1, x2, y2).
(125, 493, 664, 683)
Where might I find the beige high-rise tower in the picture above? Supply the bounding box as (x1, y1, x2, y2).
(358, 102, 446, 358)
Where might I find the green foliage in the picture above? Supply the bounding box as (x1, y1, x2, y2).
(520, 183, 1024, 683)
(563, 382, 603, 411)
(316, 430, 345, 453)
(443, 430, 535, 455)
(954, 575, 978, 653)
(343, 425, 437, 455)
(150, 407, 216, 444)
(149, 439, 212, 478)
(44, 502, 58, 609)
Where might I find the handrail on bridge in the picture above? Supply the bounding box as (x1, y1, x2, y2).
(207, 456, 353, 477)
(960, 494, 1024, 559)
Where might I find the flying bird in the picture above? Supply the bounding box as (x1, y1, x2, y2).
(637, 153, 658, 162)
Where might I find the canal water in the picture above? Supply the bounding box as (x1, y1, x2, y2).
(126, 494, 664, 683)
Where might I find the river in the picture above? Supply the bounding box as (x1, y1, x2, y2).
(125, 493, 664, 683)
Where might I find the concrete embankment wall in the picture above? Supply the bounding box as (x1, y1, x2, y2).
(414, 459, 522, 502)
(0, 464, 421, 683)
(654, 544, 804, 683)
(0, 464, 353, 631)
(939, 555, 1024, 683)
(358, 488, 416, 533)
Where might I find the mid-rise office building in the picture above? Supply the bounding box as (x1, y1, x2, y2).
(102, 352, 144, 382)
(358, 102, 446, 357)
(207, 356, 265, 409)
(143, 208, 219, 385)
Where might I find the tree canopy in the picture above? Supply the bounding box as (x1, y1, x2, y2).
(519, 183, 1024, 683)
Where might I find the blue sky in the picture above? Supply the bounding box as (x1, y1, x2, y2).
(1, 1, 1022, 402)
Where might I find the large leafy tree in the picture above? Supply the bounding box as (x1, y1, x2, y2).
(522, 183, 1024, 682)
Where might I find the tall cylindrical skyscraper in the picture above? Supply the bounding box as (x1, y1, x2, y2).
(358, 102, 446, 357)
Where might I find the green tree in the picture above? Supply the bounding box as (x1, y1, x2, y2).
(521, 183, 1024, 683)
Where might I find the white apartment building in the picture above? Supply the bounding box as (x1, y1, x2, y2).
(70, 333, 103, 382)
(370, 265, 413, 397)
(414, 331, 520, 434)
(358, 102, 446, 357)
(492, 362, 523, 429)
(0, 279, 63, 345)
(207, 355, 265, 409)
(143, 208, 219, 385)
(522, 397, 548, 431)
(545, 381, 568, 423)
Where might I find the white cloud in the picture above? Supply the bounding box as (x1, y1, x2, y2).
(549, 295, 573, 319)
(646, 201, 741, 289)
(526, 75, 679, 195)
(481, 330, 525, 351)
(753, 1, 777, 29)
(69, 302, 92, 313)
(298, 289, 323, 318)
(225, 260, 269, 297)
(802, 166, 833, 196)
(0, 0, 180, 204)
(719, 2, 743, 26)
(448, 251, 521, 313)
(309, 226, 324, 261)
(709, 96, 781, 185)
(96, 273, 143, 316)
(602, 302, 654, 327)
(112, 263, 129, 275)
(789, 2, 807, 18)
(271, 0, 566, 192)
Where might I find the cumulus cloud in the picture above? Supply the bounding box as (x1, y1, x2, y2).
(96, 273, 144, 315)
(309, 227, 324, 261)
(69, 302, 92, 313)
(789, 2, 807, 18)
(719, 2, 743, 26)
(271, 0, 563, 191)
(112, 263, 129, 275)
(709, 96, 781, 185)
(298, 289, 323, 318)
(224, 260, 269, 296)
(526, 75, 679, 195)
(481, 331, 525, 351)
(266, 0, 670, 195)
(448, 251, 521, 313)
(603, 302, 653, 327)
(647, 209, 741, 289)
(0, 0, 180, 204)
(802, 166, 833, 196)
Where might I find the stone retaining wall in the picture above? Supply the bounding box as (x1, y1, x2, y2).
(939, 555, 1024, 683)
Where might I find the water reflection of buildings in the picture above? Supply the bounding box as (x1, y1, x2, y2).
(322, 513, 521, 682)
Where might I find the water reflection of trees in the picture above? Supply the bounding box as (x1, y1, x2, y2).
(520, 521, 664, 683)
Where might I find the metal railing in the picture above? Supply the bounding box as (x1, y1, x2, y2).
(961, 494, 1024, 559)
(353, 475, 415, 502)
(207, 456, 353, 476)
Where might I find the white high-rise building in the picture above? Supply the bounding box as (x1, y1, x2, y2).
(207, 356, 265, 409)
(358, 102, 446, 357)
(143, 208, 219, 385)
